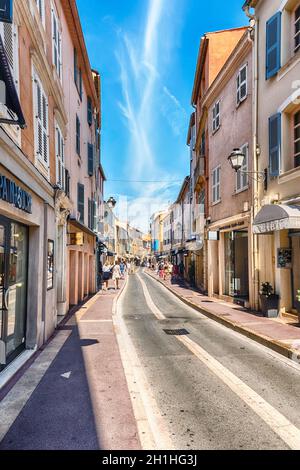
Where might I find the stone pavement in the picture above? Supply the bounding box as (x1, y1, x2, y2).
(0, 280, 140, 450)
(146, 270, 300, 362)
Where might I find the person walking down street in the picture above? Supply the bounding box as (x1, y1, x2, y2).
(120, 260, 126, 279)
(112, 261, 122, 290)
(102, 261, 111, 291)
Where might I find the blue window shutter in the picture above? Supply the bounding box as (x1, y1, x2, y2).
(269, 113, 281, 177)
(77, 183, 84, 223)
(87, 97, 93, 125)
(266, 12, 281, 79)
(88, 143, 94, 176)
(74, 48, 78, 84)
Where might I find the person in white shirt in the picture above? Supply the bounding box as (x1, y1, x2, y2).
(102, 262, 111, 291)
(112, 261, 122, 290)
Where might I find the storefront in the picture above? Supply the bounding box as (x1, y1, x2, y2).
(224, 230, 249, 301)
(0, 216, 28, 371)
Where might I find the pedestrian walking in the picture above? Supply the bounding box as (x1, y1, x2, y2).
(112, 261, 122, 290)
(120, 259, 126, 279)
(102, 261, 112, 291)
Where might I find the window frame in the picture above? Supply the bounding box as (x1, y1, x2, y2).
(51, 3, 62, 82)
(212, 165, 221, 205)
(35, 0, 46, 28)
(77, 183, 85, 224)
(55, 121, 65, 190)
(76, 114, 81, 157)
(294, 109, 300, 167)
(294, 4, 300, 53)
(212, 101, 220, 133)
(237, 64, 248, 106)
(236, 143, 249, 193)
(33, 67, 49, 171)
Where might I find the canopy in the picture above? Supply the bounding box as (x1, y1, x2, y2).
(253, 204, 300, 234)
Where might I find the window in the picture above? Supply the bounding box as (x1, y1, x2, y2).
(212, 166, 221, 204)
(295, 5, 300, 53)
(77, 183, 84, 223)
(88, 199, 97, 231)
(88, 143, 94, 176)
(33, 69, 49, 169)
(65, 169, 70, 197)
(55, 123, 65, 189)
(76, 115, 80, 156)
(200, 130, 205, 156)
(266, 12, 281, 79)
(52, 5, 62, 80)
(236, 144, 249, 192)
(212, 101, 220, 132)
(269, 113, 281, 176)
(87, 97, 93, 125)
(294, 110, 300, 167)
(35, 0, 45, 26)
(74, 48, 82, 99)
(47, 240, 54, 290)
(237, 65, 247, 105)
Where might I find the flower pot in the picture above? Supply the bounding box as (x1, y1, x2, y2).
(260, 294, 280, 318)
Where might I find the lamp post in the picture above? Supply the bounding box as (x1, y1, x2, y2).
(228, 148, 266, 183)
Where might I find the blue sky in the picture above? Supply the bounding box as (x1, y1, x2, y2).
(77, 0, 247, 232)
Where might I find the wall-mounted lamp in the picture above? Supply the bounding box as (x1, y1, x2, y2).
(228, 148, 266, 183)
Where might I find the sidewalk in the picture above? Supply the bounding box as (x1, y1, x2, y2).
(147, 270, 300, 362)
(0, 281, 140, 450)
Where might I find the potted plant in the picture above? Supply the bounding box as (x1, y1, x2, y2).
(260, 282, 280, 318)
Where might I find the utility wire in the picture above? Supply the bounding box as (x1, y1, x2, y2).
(106, 179, 182, 183)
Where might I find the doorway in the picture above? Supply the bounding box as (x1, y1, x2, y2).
(0, 216, 28, 371)
(224, 230, 249, 300)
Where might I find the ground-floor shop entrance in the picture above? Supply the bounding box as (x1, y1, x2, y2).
(224, 230, 249, 301)
(0, 216, 28, 371)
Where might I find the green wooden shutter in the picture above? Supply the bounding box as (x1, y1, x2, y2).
(87, 97, 93, 125)
(77, 183, 84, 223)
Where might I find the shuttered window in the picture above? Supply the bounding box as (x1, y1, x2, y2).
(0, 22, 19, 91)
(55, 123, 65, 189)
(295, 6, 300, 53)
(269, 113, 281, 177)
(212, 166, 221, 204)
(77, 183, 84, 223)
(33, 69, 49, 169)
(87, 97, 93, 125)
(88, 199, 98, 231)
(88, 143, 94, 176)
(236, 144, 249, 192)
(266, 12, 281, 79)
(212, 101, 220, 133)
(52, 5, 62, 81)
(237, 64, 247, 105)
(74, 48, 82, 100)
(76, 115, 80, 156)
(294, 110, 300, 167)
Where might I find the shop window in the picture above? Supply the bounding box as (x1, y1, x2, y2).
(212, 101, 220, 133)
(294, 110, 300, 167)
(55, 122, 65, 189)
(47, 240, 54, 290)
(236, 64, 247, 104)
(294, 4, 300, 53)
(212, 166, 221, 204)
(33, 68, 49, 170)
(236, 144, 249, 192)
(51, 4, 62, 81)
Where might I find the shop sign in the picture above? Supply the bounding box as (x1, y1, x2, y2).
(0, 173, 32, 213)
(277, 248, 292, 269)
(0, 0, 13, 24)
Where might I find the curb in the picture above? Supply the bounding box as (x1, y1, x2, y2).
(146, 271, 300, 363)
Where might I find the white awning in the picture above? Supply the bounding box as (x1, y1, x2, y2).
(253, 205, 300, 234)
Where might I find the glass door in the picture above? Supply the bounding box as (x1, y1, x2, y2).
(0, 216, 28, 371)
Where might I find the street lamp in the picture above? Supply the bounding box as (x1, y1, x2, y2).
(106, 197, 117, 209)
(228, 148, 266, 183)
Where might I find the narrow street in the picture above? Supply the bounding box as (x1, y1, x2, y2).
(117, 270, 300, 450)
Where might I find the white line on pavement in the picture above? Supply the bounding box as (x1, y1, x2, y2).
(136, 273, 166, 321)
(140, 271, 300, 450)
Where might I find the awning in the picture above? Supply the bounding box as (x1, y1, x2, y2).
(0, 34, 26, 128)
(253, 205, 300, 234)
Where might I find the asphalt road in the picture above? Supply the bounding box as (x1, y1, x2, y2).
(119, 269, 300, 450)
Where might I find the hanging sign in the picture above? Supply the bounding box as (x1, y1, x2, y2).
(0, 173, 32, 213)
(0, 0, 13, 24)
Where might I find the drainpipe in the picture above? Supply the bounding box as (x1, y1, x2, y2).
(244, 5, 260, 311)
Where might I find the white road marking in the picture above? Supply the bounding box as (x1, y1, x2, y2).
(139, 272, 300, 450)
(136, 273, 166, 321)
(61, 371, 72, 379)
(113, 278, 174, 450)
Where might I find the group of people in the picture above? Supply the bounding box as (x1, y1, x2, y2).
(101, 259, 133, 291)
(152, 260, 185, 282)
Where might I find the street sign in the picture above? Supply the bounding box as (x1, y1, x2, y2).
(0, 0, 13, 24)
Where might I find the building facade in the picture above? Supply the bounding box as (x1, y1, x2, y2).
(245, 0, 300, 318)
(0, 0, 104, 379)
